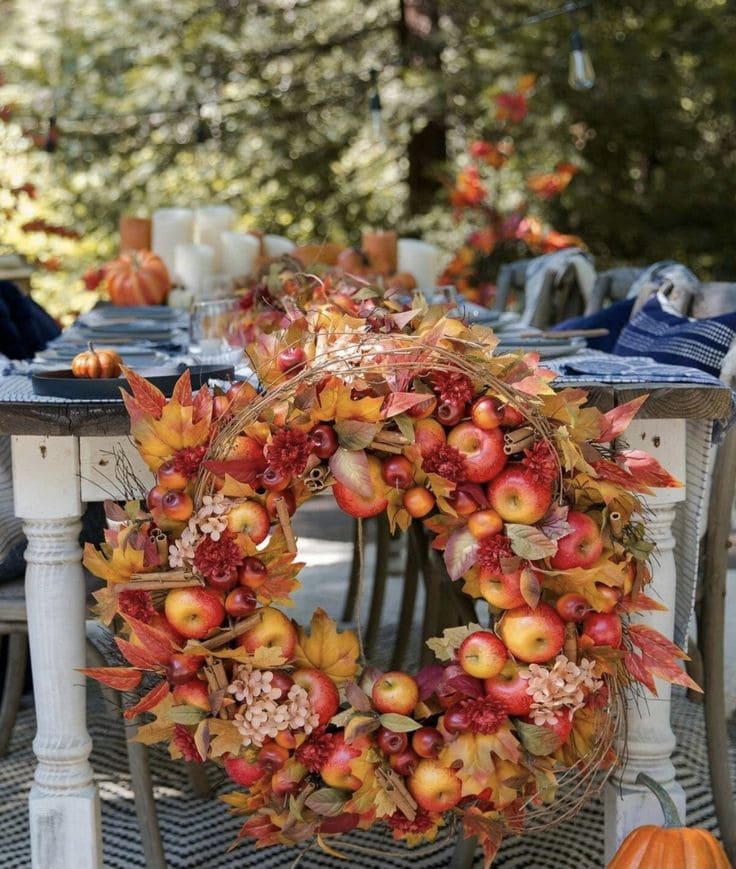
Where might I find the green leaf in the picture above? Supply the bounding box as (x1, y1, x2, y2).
(393, 413, 416, 444)
(506, 524, 558, 561)
(334, 420, 380, 450)
(305, 788, 349, 817)
(328, 447, 373, 497)
(378, 713, 421, 732)
(168, 704, 207, 725)
(514, 719, 562, 755)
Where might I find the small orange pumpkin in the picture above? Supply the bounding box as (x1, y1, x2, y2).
(71, 343, 123, 379)
(104, 249, 170, 306)
(608, 773, 731, 869)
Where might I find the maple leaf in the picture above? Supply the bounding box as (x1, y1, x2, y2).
(439, 728, 520, 798)
(292, 608, 359, 683)
(626, 624, 701, 695)
(596, 396, 648, 442)
(209, 719, 249, 759)
(91, 586, 122, 624)
(426, 624, 484, 662)
(543, 557, 629, 612)
(123, 679, 170, 720)
(314, 378, 383, 423)
(82, 533, 153, 585)
(619, 450, 683, 489)
(78, 666, 142, 692)
(461, 807, 504, 869)
(132, 693, 177, 745)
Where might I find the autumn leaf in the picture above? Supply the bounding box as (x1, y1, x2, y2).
(208, 718, 247, 759)
(378, 713, 421, 732)
(443, 527, 478, 580)
(426, 623, 484, 662)
(115, 637, 162, 670)
(304, 788, 348, 818)
(123, 679, 170, 720)
(344, 713, 380, 743)
(461, 807, 504, 869)
(514, 719, 561, 755)
(202, 458, 260, 484)
(329, 447, 373, 497)
(124, 615, 179, 662)
(619, 450, 683, 489)
(519, 567, 541, 609)
(627, 624, 701, 694)
(539, 503, 571, 541)
(292, 608, 359, 683)
(334, 419, 380, 450)
(83, 540, 148, 585)
(132, 693, 177, 746)
(439, 728, 520, 799)
(543, 557, 629, 612)
(596, 396, 648, 442)
(78, 666, 142, 692)
(506, 524, 558, 561)
(381, 392, 432, 418)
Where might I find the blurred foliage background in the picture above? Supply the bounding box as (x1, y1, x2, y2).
(0, 0, 734, 320)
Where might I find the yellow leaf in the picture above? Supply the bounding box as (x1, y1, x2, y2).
(83, 540, 147, 584)
(209, 719, 247, 759)
(543, 556, 630, 611)
(130, 399, 212, 472)
(131, 694, 176, 746)
(439, 729, 521, 801)
(292, 608, 359, 683)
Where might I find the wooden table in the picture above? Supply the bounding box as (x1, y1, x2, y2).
(0, 373, 730, 869)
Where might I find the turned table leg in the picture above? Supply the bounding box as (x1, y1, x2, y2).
(12, 435, 102, 869)
(603, 419, 687, 862)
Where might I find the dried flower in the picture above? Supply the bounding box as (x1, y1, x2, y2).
(173, 724, 201, 762)
(423, 444, 467, 482)
(193, 529, 243, 581)
(387, 808, 443, 845)
(456, 696, 508, 735)
(117, 589, 157, 623)
(430, 370, 474, 406)
(477, 534, 514, 574)
(520, 655, 603, 726)
(522, 440, 558, 485)
(295, 727, 336, 772)
(172, 445, 208, 479)
(265, 429, 311, 477)
(168, 523, 200, 568)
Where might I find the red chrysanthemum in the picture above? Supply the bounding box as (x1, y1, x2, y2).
(477, 534, 514, 574)
(386, 808, 438, 837)
(118, 589, 156, 623)
(173, 724, 201, 762)
(193, 529, 243, 581)
(457, 696, 508, 735)
(423, 444, 467, 482)
(172, 445, 208, 479)
(265, 429, 311, 477)
(430, 370, 474, 406)
(295, 727, 337, 772)
(521, 440, 558, 485)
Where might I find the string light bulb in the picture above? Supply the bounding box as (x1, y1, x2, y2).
(568, 31, 595, 90)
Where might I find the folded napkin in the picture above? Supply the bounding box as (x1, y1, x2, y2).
(548, 353, 726, 387)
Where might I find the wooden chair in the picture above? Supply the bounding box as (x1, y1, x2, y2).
(495, 257, 591, 327)
(585, 266, 644, 315)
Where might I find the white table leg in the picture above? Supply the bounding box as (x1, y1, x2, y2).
(603, 419, 687, 862)
(12, 436, 102, 869)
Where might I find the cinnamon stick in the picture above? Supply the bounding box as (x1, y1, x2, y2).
(375, 767, 417, 821)
(116, 571, 204, 593)
(200, 613, 262, 650)
(274, 496, 297, 554)
(368, 440, 404, 454)
(609, 512, 624, 538)
(204, 658, 234, 718)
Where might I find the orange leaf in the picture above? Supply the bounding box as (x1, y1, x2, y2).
(596, 396, 648, 442)
(124, 679, 171, 720)
(171, 369, 193, 406)
(620, 450, 683, 489)
(627, 624, 701, 693)
(381, 392, 431, 418)
(116, 637, 162, 670)
(78, 666, 142, 691)
(124, 615, 178, 663)
(461, 807, 504, 869)
(121, 367, 166, 420)
(203, 458, 260, 483)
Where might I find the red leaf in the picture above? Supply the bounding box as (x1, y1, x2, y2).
(627, 624, 701, 693)
(124, 615, 178, 663)
(123, 679, 171, 720)
(192, 385, 213, 424)
(619, 593, 668, 613)
(202, 458, 259, 483)
(596, 396, 648, 442)
(623, 650, 657, 696)
(171, 369, 193, 406)
(381, 392, 431, 418)
(121, 367, 166, 419)
(462, 807, 504, 869)
(78, 666, 142, 691)
(116, 637, 162, 670)
(620, 450, 683, 489)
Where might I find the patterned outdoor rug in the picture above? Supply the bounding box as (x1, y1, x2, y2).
(0, 689, 733, 869)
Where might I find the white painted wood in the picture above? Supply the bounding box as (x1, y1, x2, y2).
(79, 435, 154, 503)
(603, 419, 688, 862)
(12, 435, 103, 869)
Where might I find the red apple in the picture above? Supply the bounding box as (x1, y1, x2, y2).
(206, 568, 238, 593)
(309, 424, 339, 459)
(556, 592, 592, 622)
(224, 755, 265, 787)
(501, 404, 525, 427)
(487, 465, 553, 525)
(407, 393, 437, 419)
(467, 508, 503, 539)
(277, 346, 307, 375)
(447, 422, 506, 483)
(581, 612, 623, 648)
(484, 661, 533, 716)
(402, 486, 435, 518)
(478, 568, 527, 610)
(269, 672, 294, 702)
(458, 630, 507, 679)
(498, 603, 565, 664)
(407, 760, 462, 812)
(437, 399, 465, 427)
(381, 455, 414, 489)
(372, 671, 419, 716)
(164, 587, 225, 639)
(161, 490, 194, 522)
(411, 727, 444, 758)
(441, 705, 469, 734)
(146, 484, 168, 511)
(389, 747, 420, 777)
(157, 460, 188, 491)
(271, 765, 305, 796)
(258, 742, 289, 772)
(225, 586, 258, 618)
(226, 499, 271, 544)
(376, 727, 409, 756)
(237, 556, 268, 589)
(414, 418, 446, 457)
(224, 435, 267, 470)
(292, 668, 340, 726)
(321, 736, 363, 791)
(332, 455, 388, 519)
(595, 582, 623, 613)
(471, 395, 504, 430)
(261, 466, 291, 492)
(166, 652, 204, 685)
(238, 607, 297, 659)
(549, 511, 603, 570)
(172, 678, 210, 712)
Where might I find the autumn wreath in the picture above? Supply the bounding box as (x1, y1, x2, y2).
(82, 303, 697, 867)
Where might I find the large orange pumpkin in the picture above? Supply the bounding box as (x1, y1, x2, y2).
(104, 250, 170, 306)
(608, 773, 731, 869)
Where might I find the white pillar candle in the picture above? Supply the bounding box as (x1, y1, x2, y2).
(397, 238, 440, 291)
(174, 243, 215, 299)
(151, 208, 194, 278)
(194, 206, 236, 271)
(221, 231, 261, 279)
(263, 233, 296, 258)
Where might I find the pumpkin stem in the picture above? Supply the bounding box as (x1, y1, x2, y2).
(635, 772, 682, 828)
(88, 341, 95, 353)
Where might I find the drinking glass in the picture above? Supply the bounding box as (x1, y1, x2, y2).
(189, 297, 245, 365)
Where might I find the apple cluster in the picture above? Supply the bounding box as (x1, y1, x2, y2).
(83, 306, 687, 864)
